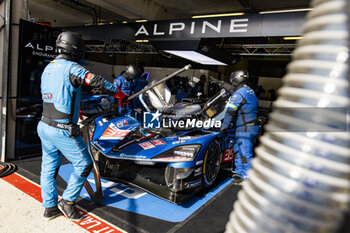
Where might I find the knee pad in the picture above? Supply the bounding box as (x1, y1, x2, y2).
(80, 163, 93, 177)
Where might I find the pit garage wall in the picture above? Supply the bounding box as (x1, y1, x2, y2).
(258, 77, 283, 92)
(0, 1, 6, 162)
(0, 2, 4, 98)
(0, 0, 29, 161)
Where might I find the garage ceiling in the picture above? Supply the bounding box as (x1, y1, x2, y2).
(27, 0, 311, 63)
(28, 0, 311, 27)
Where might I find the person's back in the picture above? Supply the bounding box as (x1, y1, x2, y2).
(41, 59, 82, 124)
(232, 85, 258, 127)
(132, 76, 148, 93)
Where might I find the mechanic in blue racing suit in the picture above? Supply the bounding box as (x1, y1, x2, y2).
(37, 31, 128, 221)
(113, 65, 139, 116)
(220, 70, 259, 184)
(131, 69, 148, 121)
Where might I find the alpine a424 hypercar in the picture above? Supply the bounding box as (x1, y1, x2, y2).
(83, 65, 236, 204)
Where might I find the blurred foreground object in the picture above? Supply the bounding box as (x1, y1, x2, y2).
(225, 0, 350, 232)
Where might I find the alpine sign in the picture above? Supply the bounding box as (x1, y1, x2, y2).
(68, 12, 306, 41)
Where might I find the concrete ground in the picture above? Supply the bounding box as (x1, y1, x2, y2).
(6, 157, 240, 233)
(0, 178, 87, 233)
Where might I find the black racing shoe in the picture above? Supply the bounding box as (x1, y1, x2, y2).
(43, 206, 62, 220)
(58, 199, 84, 222)
(232, 173, 241, 179)
(232, 174, 246, 185)
(232, 177, 245, 185)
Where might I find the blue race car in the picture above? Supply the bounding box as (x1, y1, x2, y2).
(83, 67, 235, 204)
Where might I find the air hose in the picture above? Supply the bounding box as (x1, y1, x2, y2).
(225, 0, 350, 232)
(0, 162, 17, 178)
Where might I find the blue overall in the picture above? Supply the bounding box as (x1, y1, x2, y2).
(222, 85, 259, 179)
(38, 57, 119, 208)
(113, 74, 132, 116)
(131, 76, 148, 109)
(131, 76, 148, 121)
(176, 89, 189, 102)
(193, 82, 204, 98)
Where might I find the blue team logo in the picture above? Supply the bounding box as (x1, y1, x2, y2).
(144, 111, 161, 128)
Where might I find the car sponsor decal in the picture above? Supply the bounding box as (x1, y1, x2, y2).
(139, 142, 155, 150)
(85, 73, 94, 85)
(109, 123, 119, 131)
(116, 120, 128, 128)
(172, 140, 186, 145)
(119, 153, 147, 159)
(59, 164, 233, 222)
(196, 160, 203, 165)
(151, 139, 165, 146)
(194, 167, 202, 176)
(99, 123, 130, 140)
(223, 148, 234, 162)
(185, 180, 202, 188)
(42, 93, 52, 100)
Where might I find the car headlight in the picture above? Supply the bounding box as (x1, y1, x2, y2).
(151, 144, 201, 162)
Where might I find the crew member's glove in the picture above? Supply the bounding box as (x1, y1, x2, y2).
(113, 88, 130, 108)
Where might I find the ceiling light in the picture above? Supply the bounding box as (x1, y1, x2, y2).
(192, 12, 245, 18)
(259, 8, 313, 14)
(135, 19, 148, 23)
(283, 36, 303, 40)
(153, 41, 235, 65)
(164, 50, 227, 66)
(136, 40, 149, 43)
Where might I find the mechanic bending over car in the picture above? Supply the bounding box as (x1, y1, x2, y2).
(37, 31, 129, 221)
(131, 67, 148, 120)
(219, 70, 259, 185)
(113, 64, 140, 116)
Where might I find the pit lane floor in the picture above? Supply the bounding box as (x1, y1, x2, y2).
(1, 156, 241, 233)
(0, 178, 89, 233)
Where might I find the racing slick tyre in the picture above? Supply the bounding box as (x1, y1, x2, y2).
(202, 139, 222, 187)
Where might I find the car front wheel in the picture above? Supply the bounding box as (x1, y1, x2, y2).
(202, 139, 222, 187)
